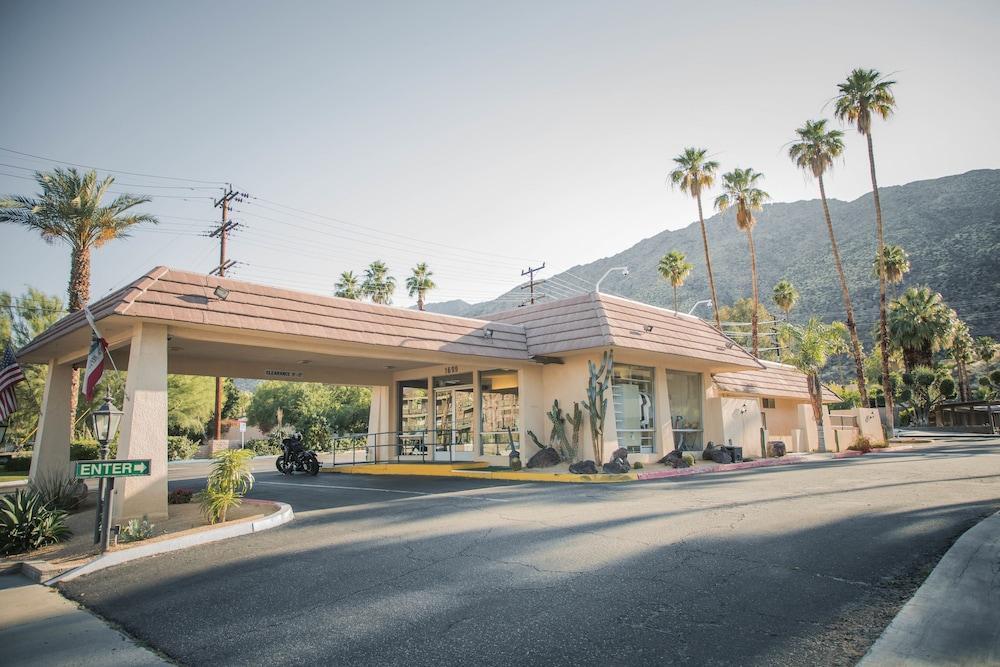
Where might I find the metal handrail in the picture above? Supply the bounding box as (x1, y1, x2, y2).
(323, 428, 475, 467)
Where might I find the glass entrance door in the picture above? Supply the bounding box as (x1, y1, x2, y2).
(433, 386, 475, 461)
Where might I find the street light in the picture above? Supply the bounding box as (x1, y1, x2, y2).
(89, 390, 123, 457)
(595, 266, 629, 293)
(688, 299, 713, 316)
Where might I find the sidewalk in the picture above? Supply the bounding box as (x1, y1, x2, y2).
(0, 574, 169, 666)
(860, 510, 1000, 666)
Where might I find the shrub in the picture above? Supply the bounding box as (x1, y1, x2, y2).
(849, 436, 874, 453)
(28, 473, 89, 511)
(244, 439, 281, 456)
(197, 449, 254, 524)
(168, 488, 195, 505)
(682, 453, 696, 467)
(119, 515, 156, 543)
(167, 435, 199, 461)
(70, 440, 119, 461)
(632, 461, 644, 469)
(3, 454, 32, 472)
(0, 490, 71, 555)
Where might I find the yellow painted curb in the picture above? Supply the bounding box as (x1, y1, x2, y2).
(320, 462, 637, 483)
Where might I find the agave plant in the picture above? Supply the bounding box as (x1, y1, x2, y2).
(0, 490, 71, 556)
(28, 472, 89, 511)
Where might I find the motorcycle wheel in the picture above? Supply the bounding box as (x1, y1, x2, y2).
(276, 457, 292, 475)
(306, 457, 320, 476)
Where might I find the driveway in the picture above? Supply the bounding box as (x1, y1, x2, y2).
(61, 440, 1000, 666)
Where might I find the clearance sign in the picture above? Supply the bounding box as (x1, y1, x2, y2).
(74, 459, 151, 479)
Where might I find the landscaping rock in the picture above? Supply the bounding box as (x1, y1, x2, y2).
(602, 458, 631, 474)
(709, 447, 733, 464)
(657, 449, 690, 469)
(569, 460, 599, 474)
(525, 446, 561, 469)
(768, 441, 786, 458)
(703, 442, 719, 461)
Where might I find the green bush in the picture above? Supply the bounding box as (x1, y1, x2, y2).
(168, 488, 195, 504)
(28, 473, 89, 511)
(167, 435, 199, 461)
(3, 454, 32, 472)
(244, 439, 281, 456)
(632, 461, 644, 469)
(70, 440, 118, 461)
(0, 490, 71, 555)
(682, 453, 696, 467)
(119, 515, 156, 543)
(197, 449, 255, 524)
(849, 436, 874, 453)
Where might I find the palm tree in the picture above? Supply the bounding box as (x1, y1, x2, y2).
(874, 244, 910, 295)
(405, 262, 436, 311)
(771, 279, 799, 320)
(361, 260, 396, 305)
(886, 286, 953, 373)
(0, 167, 156, 430)
(669, 148, 722, 329)
(714, 168, 770, 357)
(788, 119, 869, 406)
(780, 318, 848, 452)
(835, 67, 897, 435)
(949, 318, 974, 401)
(975, 336, 997, 367)
(658, 250, 693, 313)
(334, 271, 362, 299)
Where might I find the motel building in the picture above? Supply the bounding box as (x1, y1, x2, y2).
(18, 267, 882, 520)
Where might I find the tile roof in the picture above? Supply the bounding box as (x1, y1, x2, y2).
(713, 361, 840, 402)
(19, 267, 530, 361)
(486, 292, 762, 368)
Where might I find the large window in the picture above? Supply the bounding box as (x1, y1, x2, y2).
(666, 371, 704, 450)
(612, 364, 655, 453)
(398, 379, 429, 434)
(480, 369, 519, 455)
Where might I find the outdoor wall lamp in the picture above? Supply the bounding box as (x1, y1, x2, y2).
(595, 266, 629, 293)
(213, 286, 230, 301)
(483, 328, 495, 339)
(643, 324, 654, 333)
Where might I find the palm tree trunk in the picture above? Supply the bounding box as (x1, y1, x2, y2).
(673, 285, 678, 313)
(867, 130, 895, 438)
(746, 228, 759, 357)
(818, 175, 869, 406)
(810, 374, 827, 453)
(68, 245, 92, 437)
(696, 193, 722, 329)
(418, 291, 425, 311)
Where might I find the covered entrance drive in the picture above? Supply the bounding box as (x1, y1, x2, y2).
(18, 267, 538, 520)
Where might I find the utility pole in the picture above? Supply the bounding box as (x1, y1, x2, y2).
(210, 185, 246, 440)
(520, 263, 545, 306)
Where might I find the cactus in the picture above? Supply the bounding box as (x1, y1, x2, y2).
(565, 402, 583, 462)
(582, 350, 613, 462)
(546, 400, 571, 459)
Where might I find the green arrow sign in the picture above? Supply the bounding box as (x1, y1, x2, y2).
(75, 459, 152, 479)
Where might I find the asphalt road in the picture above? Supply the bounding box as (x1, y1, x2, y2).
(61, 440, 1000, 666)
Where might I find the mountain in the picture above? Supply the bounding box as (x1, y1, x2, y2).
(426, 170, 1000, 346)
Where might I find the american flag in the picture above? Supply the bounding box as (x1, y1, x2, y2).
(0, 343, 26, 421)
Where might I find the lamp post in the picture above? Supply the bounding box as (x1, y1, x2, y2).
(90, 389, 123, 548)
(687, 299, 713, 316)
(595, 266, 629, 293)
(0, 421, 7, 448)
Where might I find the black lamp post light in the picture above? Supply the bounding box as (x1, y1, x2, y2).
(90, 389, 123, 548)
(0, 420, 8, 448)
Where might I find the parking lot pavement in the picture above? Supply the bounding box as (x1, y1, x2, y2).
(60, 440, 1000, 666)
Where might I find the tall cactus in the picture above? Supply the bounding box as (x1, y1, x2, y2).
(582, 350, 614, 462)
(565, 401, 583, 462)
(546, 400, 571, 458)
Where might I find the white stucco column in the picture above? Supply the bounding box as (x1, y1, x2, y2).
(113, 322, 169, 521)
(367, 385, 390, 461)
(28, 359, 75, 482)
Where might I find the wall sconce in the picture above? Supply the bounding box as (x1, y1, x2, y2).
(483, 329, 494, 339)
(643, 325, 654, 333)
(213, 286, 230, 301)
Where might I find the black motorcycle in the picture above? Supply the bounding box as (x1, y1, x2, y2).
(276, 433, 320, 476)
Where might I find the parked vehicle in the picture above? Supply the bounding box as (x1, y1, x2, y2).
(276, 433, 320, 476)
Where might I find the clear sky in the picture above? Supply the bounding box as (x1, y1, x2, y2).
(2, 0, 998, 310)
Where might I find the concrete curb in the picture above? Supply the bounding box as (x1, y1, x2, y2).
(634, 455, 807, 480)
(45, 500, 293, 585)
(860, 510, 1000, 666)
(0, 478, 29, 491)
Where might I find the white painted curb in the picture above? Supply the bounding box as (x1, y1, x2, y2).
(46, 500, 293, 585)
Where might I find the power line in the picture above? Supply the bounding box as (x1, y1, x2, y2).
(520, 263, 546, 305)
(0, 146, 226, 185)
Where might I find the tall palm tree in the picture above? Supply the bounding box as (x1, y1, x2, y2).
(334, 271, 362, 299)
(771, 278, 799, 320)
(669, 148, 722, 329)
(949, 318, 974, 402)
(788, 119, 869, 405)
(0, 167, 156, 430)
(886, 286, 953, 373)
(658, 250, 693, 313)
(780, 318, 848, 453)
(405, 262, 436, 311)
(714, 168, 770, 357)
(835, 67, 897, 434)
(361, 260, 396, 305)
(874, 244, 910, 295)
